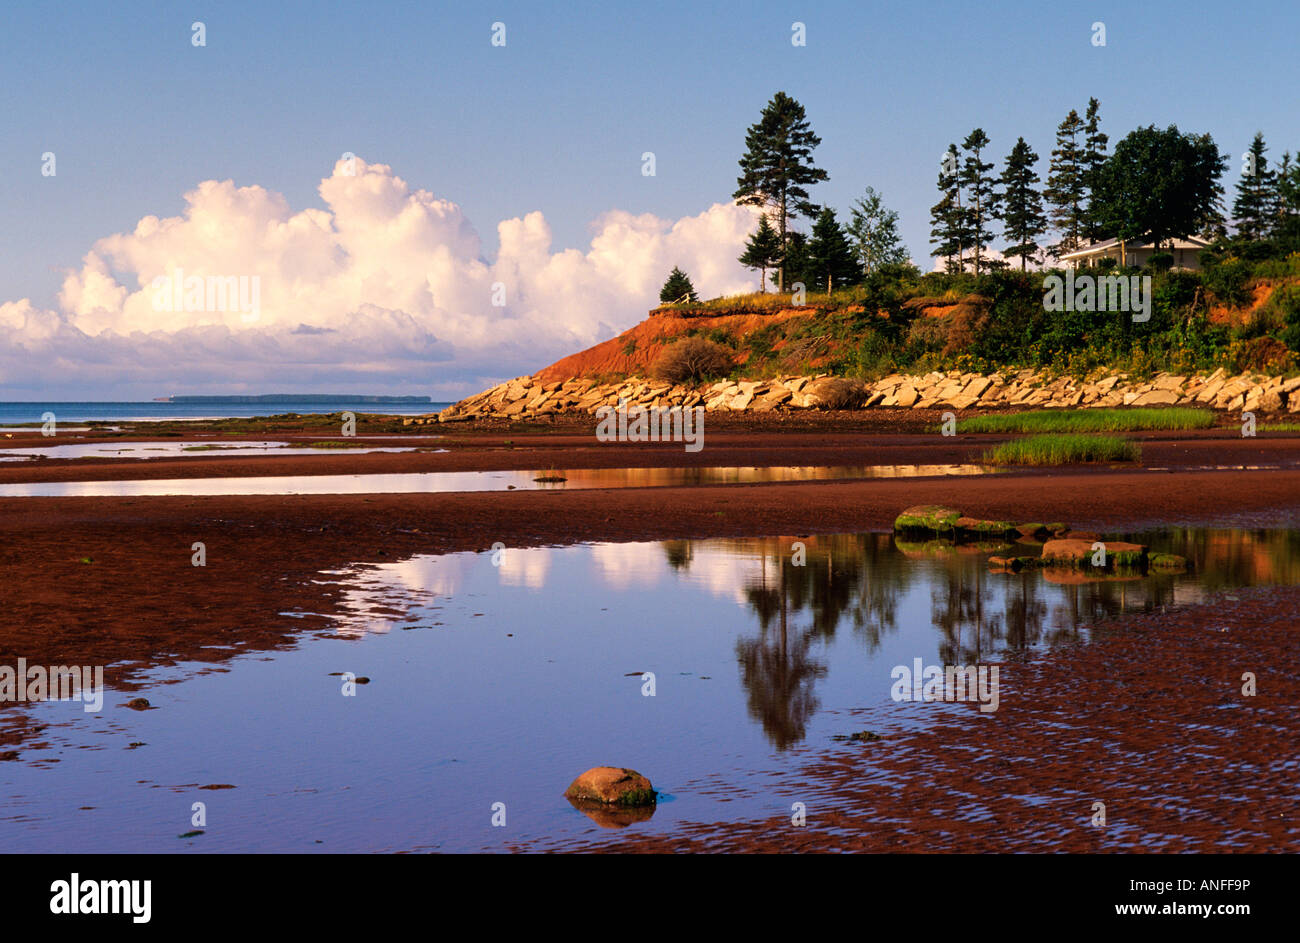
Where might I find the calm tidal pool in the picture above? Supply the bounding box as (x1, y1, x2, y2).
(1, 527, 1295, 852)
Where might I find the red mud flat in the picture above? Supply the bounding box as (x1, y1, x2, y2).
(2, 424, 1300, 482)
(572, 584, 1299, 854)
(1, 427, 1298, 851)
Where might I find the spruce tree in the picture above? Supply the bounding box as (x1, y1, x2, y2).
(1044, 109, 1086, 258)
(1081, 98, 1110, 242)
(959, 128, 999, 276)
(659, 267, 698, 304)
(803, 208, 859, 295)
(929, 144, 964, 272)
(733, 91, 830, 290)
(847, 187, 908, 276)
(1275, 151, 1299, 239)
(999, 137, 1047, 270)
(739, 214, 783, 292)
(1233, 132, 1277, 241)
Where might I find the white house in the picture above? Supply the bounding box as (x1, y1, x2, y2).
(1059, 235, 1212, 271)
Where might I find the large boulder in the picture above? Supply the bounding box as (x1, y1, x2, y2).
(564, 767, 656, 807)
(1040, 538, 1146, 568)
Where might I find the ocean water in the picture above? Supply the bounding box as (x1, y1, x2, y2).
(0, 400, 452, 423)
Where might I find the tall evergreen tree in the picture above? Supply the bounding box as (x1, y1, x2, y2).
(929, 143, 965, 272)
(1233, 132, 1277, 241)
(1275, 151, 1300, 238)
(733, 91, 830, 290)
(999, 137, 1047, 270)
(959, 128, 999, 276)
(1081, 98, 1110, 241)
(803, 208, 859, 295)
(846, 187, 908, 276)
(1044, 109, 1086, 258)
(738, 214, 783, 292)
(659, 266, 698, 304)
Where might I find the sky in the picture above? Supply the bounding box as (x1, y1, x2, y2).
(2, 0, 1297, 400)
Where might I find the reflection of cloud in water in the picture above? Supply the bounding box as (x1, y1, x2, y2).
(497, 547, 551, 589)
(590, 540, 764, 603)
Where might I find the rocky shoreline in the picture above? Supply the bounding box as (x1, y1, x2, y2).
(431, 367, 1300, 423)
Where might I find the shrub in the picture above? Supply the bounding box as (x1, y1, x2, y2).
(1202, 258, 1252, 306)
(1266, 283, 1300, 352)
(650, 336, 735, 383)
(806, 377, 868, 409)
(1228, 336, 1295, 374)
(1147, 252, 1175, 272)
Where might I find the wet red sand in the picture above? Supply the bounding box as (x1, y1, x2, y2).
(1, 419, 1297, 851)
(571, 585, 1299, 853)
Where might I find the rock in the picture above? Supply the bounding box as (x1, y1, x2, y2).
(564, 767, 656, 807)
(1040, 538, 1147, 568)
(1149, 553, 1189, 570)
(1016, 523, 1048, 538)
(955, 517, 1017, 538)
(1132, 389, 1179, 406)
(894, 505, 962, 533)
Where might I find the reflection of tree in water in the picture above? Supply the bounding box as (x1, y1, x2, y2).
(1002, 570, 1048, 651)
(684, 526, 1298, 749)
(661, 540, 693, 571)
(931, 558, 1002, 664)
(731, 536, 913, 749)
(736, 565, 827, 751)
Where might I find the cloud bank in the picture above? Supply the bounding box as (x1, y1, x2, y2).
(1, 158, 760, 399)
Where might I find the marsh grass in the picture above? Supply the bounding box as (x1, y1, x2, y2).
(958, 407, 1213, 434)
(982, 434, 1140, 465)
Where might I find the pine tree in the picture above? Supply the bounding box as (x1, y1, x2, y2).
(803, 208, 859, 295)
(1044, 109, 1086, 258)
(1275, 151, 1299, 238)
(659, 266, 698, 304)
(959, 128, 999, 276)
(782, 231, 810, 291)
(733, 92, 830, 291)
(739, 214, 783, 292)
(1081, 98, 1110, 242)
(999, 137, 1047, 270)
(1233, 132, 1277, 241)
(929, 144, 964, 272)
(846, 187, 908, 276)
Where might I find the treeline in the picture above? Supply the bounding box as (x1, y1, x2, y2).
(658, 91, 1300, 303)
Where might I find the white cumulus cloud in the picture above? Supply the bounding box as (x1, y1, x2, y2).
(1, 157, 761, 399)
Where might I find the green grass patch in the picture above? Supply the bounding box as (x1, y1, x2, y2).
(1262, 422, 1300, 432)
(958, 407, 1213, 434)
(303, 440, 370, 449)
(982, 434, 1140, 465)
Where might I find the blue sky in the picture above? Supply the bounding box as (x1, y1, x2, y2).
(1, 0, 1297, 398)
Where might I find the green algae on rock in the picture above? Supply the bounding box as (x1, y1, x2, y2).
(893, 505, 962, 533)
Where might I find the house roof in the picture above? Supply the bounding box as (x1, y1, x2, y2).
(1059, 235, 1212, 260)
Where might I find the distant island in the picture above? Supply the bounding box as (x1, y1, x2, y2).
(162, 394, 432, 404)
